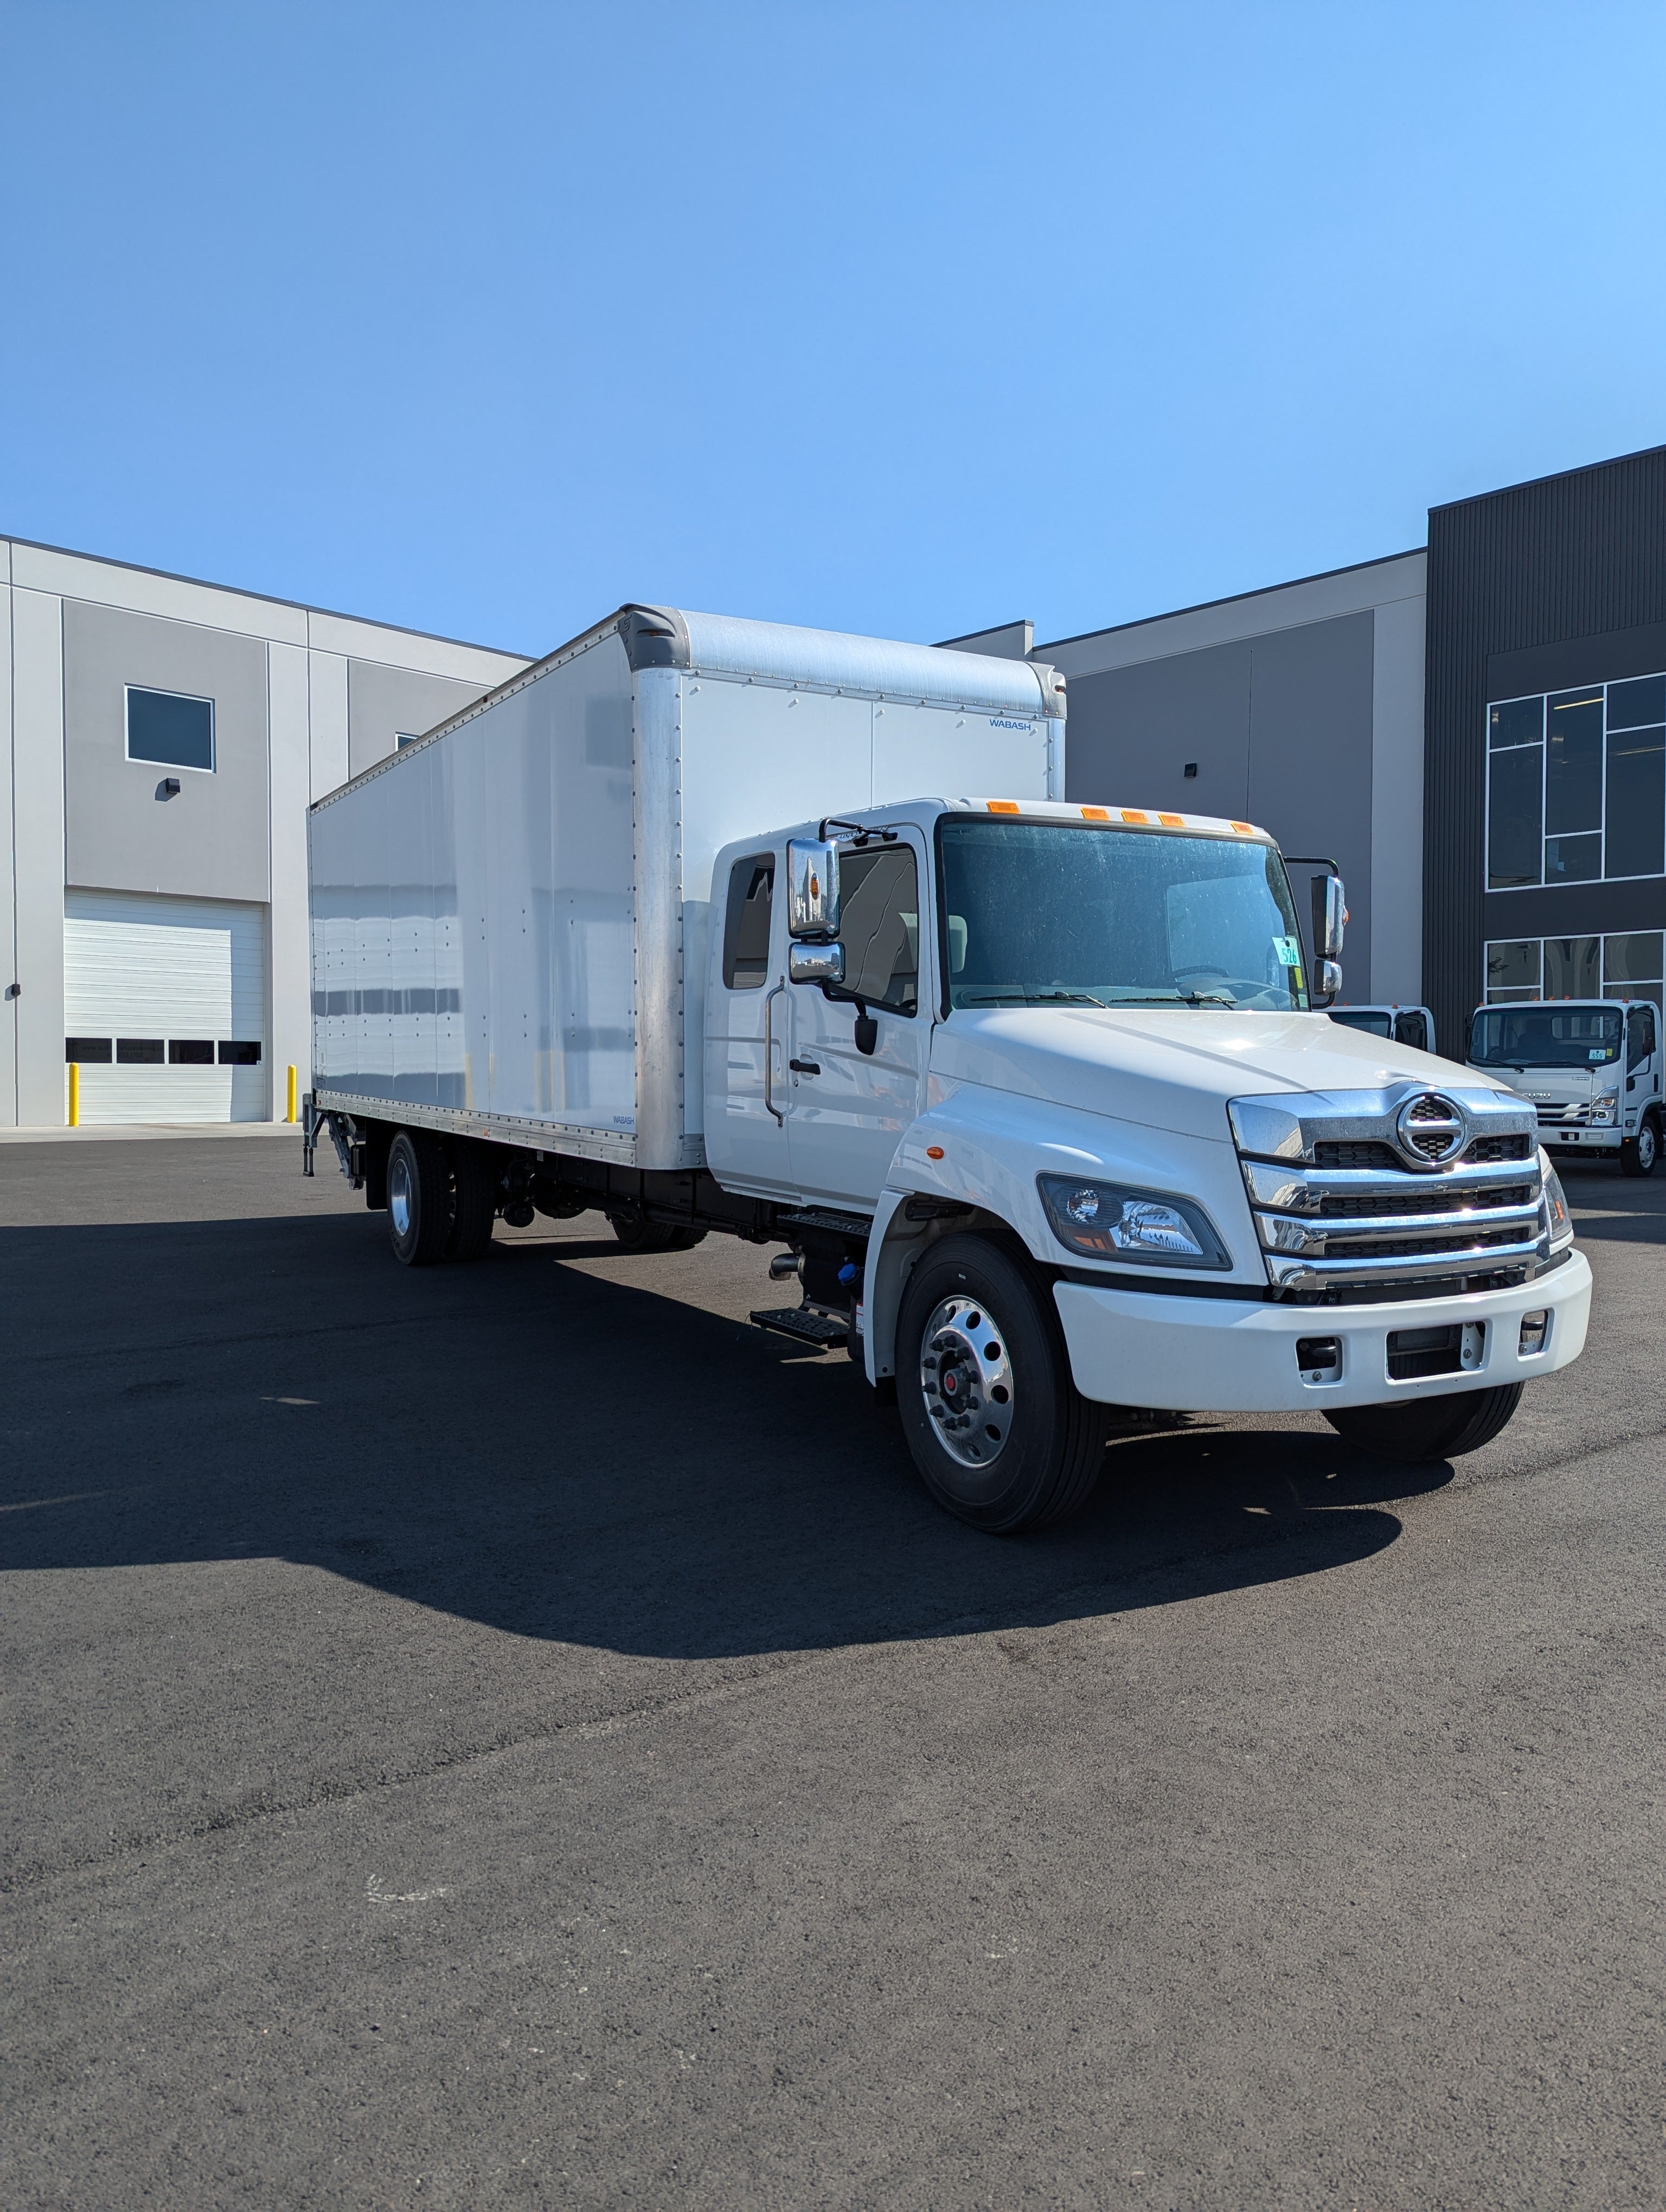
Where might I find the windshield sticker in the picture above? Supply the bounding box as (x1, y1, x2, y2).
(1274, 937, 1302, 967)
(1589, 1047, 1607, 1060)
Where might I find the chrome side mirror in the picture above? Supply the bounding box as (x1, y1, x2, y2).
(1316, 958, 1343, 1000)
(786, 838, 841, 938)
(789, 941, 845, 986)
(1315, 875, 1345, 961)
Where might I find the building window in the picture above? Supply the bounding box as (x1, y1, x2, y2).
(218, 1039, 262, 1064)
(1485, 932, 1663, 1015)
(1486, 676, 1664, 888)
(126, 685, 215, 773)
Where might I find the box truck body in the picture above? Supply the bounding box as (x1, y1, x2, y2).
(307, 605, 1062, 1170)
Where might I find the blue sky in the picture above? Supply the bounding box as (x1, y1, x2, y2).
(2, 2, 1663, 656)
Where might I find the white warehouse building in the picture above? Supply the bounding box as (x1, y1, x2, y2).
(0, 536, 528, 1128)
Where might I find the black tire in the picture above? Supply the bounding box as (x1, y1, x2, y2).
(608, 1216, 707, 1252)
(1619, 1111, 1659, 1179)
(1324, 1382, 1524, 1463)
(386, 1129, 450, 1268)
(895, 1233, 1106, 1533)
(446, 1139, 499, 1262)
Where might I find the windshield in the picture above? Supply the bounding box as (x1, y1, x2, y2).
(937, 819, 1309, 1012)
(1469, 1005, 1622, 1068)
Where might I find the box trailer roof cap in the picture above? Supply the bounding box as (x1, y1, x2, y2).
(621, 605, 1063, 719)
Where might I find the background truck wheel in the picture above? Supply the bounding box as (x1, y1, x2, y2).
(445, 1139, 499, 1262)
(1324, 1382, 1524, 1463)
(607, 1215, 707, 1252)
(386, 1130, 451, 1268)
(1619, 1111, 1659, 1178)
(895, 1233, 1106, 1534)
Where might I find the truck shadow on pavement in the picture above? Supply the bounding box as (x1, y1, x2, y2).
(2, 1213, 1454, 1661)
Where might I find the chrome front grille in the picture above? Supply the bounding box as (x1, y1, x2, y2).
(1229, 1086, 1549, 1298)
(1536, 1102, 1590, 1128)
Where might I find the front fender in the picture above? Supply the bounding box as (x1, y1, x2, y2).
(861, 1081, 1257, 1382)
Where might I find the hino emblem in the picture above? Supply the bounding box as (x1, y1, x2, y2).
(1395, 1091, 1468, 1166)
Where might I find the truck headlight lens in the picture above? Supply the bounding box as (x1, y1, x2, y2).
(1037, 1175, 1231, 1269)
(1589, 1091, 1619, 1127)
(1542, 1162, 1573, 1251)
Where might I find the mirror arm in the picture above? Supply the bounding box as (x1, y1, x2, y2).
(820, 982, 879, 1056)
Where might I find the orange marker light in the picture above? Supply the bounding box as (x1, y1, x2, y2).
(926, 1144, 945, 1160)
(1080, 805, 1110, 821)
(1120, 808, 1148, 824)
(1157, 812, 1184, 827)
(1230, 820, 1255, 834)
(986, 800, 1020, 814)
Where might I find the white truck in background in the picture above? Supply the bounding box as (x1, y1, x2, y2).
(303, 605, 1591, 1533)
(1330, 1004, 1437, 1053)
(1468, 999, 1661, 1176)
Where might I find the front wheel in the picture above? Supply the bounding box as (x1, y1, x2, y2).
(1620, 1112, 1659, 1178)
(1324, 1383, 1524, 1463)
(895, 1234, 1106, 1533)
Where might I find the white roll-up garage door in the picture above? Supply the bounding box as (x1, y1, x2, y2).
(63, 890, 267, 1124)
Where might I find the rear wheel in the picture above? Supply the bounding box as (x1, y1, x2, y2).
(895, 1234, 1106, 1533)
(1324, 1383, 1524, 1463)
(387, 1130, 450, 1267)
(445, 1139, 499, 1261)
(1620, 1111, 1658, 1178)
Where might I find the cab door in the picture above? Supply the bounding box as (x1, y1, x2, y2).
(786, 834, 928, 1207)
(1625, 1002, 1661, 1127)
(703, 846, 797, 1198)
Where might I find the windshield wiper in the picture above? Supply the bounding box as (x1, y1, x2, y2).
(1032, 988, 1109, 1007)
(1176, 988, 1237, 1007)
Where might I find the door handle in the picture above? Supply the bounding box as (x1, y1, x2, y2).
(789, 1058, 821, 1075)
(764, 982, 786, 1124)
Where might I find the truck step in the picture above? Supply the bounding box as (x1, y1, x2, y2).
(776, 1207, 874, 1242)
(749, 1305, 850, 1351)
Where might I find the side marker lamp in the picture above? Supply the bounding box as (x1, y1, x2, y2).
(1038, 1174, 1232, 1269)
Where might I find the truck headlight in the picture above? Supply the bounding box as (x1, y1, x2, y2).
(1542, 1161, 1574, 1251)
(1589, 1091, 1619, 1127)
(1037, 1174, 1231, 1269)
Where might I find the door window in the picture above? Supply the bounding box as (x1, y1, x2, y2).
(838, 846, 919, 1014)
(1394, 1011, 1430, 1050)
(722, 854, 776, 989)
(1629, 1006, 1656, 1072)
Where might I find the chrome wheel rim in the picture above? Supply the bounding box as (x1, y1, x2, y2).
(920, 1294, 1014, 1468)
(1642, 1123, 1658, 1171)
(389, 1151, 414, 1239)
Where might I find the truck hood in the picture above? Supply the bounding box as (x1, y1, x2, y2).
(931, 1006, 1482, 1142)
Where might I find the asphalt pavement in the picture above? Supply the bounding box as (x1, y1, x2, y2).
(4, 1136, 1663, 2210)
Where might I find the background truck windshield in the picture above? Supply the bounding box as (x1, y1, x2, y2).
(1470, 1005, 1622, 1066)
(938, 819, 1309, 1012)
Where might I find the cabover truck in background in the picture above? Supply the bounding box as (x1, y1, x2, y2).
(304, 605, 1592, 1533)
(1468, 997, 1661, 1176)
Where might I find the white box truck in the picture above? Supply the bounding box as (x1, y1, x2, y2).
(305, 605, 1592, 1532)
(1466, 998, 1661, 1176)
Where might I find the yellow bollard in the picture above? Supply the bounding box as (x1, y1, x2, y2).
(286, 1064, 298, 1123)
(68, 1060, 80, 1127)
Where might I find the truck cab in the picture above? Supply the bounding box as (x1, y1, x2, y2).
(703, 799, 1591, 1526)
(1329, 1004, 1436, 1053)
(1466, 998, 1662, 1176)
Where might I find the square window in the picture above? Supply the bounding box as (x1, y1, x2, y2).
(1489, 697, 1543, 749)
(1486, 940, 1541, 993)
(116, 1038, 164, 1064)
(168, 1039, 215, 1065)
(1545, 832, 1601, 882)
(1606, 674, 1666, 730)
(218, 1039, 262, 1065)
(1543, 937, 1600, 999)
(1604, 932, 1664, 988)
(126, 687, 215, 772)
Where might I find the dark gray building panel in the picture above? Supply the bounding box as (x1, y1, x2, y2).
(62, 600, 271, 904)
(1064, 613, 1376, 991)
(1425, 445, 1666, 1049)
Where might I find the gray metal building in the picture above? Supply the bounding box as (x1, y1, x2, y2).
(1, 537, 527, 1128)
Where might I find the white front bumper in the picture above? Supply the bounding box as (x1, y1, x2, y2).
(1053, 1251, 1592, 1414)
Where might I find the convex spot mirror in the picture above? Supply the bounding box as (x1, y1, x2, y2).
(789, 942, 845, 986)
(786, 838, 841, 938)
